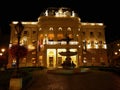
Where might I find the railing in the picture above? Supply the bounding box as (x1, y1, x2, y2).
(47, 41, 79, 45)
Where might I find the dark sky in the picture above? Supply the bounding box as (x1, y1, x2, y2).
(0, 0, 119, 43)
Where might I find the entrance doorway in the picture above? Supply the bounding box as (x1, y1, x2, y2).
(49, 57, 53, 67)
(47, 49, 56, 68)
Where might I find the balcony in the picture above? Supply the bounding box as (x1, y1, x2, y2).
(44, 41, 79, 48)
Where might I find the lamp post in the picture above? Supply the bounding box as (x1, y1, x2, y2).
(15, 21, 24, 70)
(15, 21, 24, 45)
(1, 48, 5, 53)
(0, 48, 6, 56)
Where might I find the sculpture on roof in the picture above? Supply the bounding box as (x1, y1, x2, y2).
(43, 7, 76, 17)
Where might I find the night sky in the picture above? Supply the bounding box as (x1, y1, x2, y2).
(0, 0, 119, 44)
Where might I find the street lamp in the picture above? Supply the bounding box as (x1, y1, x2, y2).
(0, 48, 8, 70)
(0, 48, 6, 56)
(15, 21, 24, 45)
(1, 48, 5, 53)
(15, 21, 24, 70)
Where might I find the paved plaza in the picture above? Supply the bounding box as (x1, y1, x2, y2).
(24, 70, 120, 90)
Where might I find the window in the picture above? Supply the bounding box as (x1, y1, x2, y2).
(82, 32, 85, 36)
(48, 34, 54, 41)
(67, 27, 71, 31)
(33, 31, 36, 34)
(49, 27, 53, 31)
(24, 31, 28, 35)
(90, 32, 94, 37)
(99, 41, 102, 44)
(58, 27, 62, 31)
(57, 34, 64, 40)
(98, 32, 102, 37)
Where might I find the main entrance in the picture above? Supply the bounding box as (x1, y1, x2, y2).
(47, 49, 77, 68)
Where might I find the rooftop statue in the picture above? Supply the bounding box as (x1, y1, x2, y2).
(43, 7, 76, 17)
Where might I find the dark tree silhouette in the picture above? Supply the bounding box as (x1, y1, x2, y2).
(9, 45, 28, 71)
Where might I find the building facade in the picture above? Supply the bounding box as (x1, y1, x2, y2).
(8, 7, 108, 68)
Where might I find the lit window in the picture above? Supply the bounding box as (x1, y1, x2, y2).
(67, 27, 71, 31)
(114, 52, 118, 55)
(95, 42, 98, 49)
(78, 45, 81, 48)
(117, 44, 120, 46)
(83, 57, 87, 63)
(48, 34, 54, 41)
(49, 27, 53, 31)
(103, 44, 107, 49)
(58, 27, 62, 31)
(78, 28, 80, 31)
(32, 58, 36, 64)
(39, 28, 42, 31)
(87, 43, 91, 49)
(76, 34, 79, 37)
(119, 49, 120, 52)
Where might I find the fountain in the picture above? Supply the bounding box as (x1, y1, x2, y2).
(47, 36, 91, 74)
(59, 35, 77, 69)
(47, 37, 91, 74)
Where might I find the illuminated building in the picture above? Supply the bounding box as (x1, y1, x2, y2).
(8, 7, 108, 68)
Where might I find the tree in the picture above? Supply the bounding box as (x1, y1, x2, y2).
(0, 56, 8, 68)
(9, 45, 28, 70)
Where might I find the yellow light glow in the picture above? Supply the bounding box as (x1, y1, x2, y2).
(91, 23, 95, 25)
(45, 10, 48, 16)
(13, 59, 16, 63)
(119, 49, 120, 52)
(1, 48, 5, 52)
(47, 49, 56, 68)
(69, 41, 78, 45)
(103, 44, 107, 49)
(83, 60, 87, 63)
(72, 11, 75, 17)
(87, 44, 91, 49)
(28, 45, 35, 50)
(12, 21, 38, 25)
(95, 44, 99, 49)
(12, 21, 18, 24)
(78, 45, 81, 48)
(117, 44, 120, 46)
(114, 52, 118, 55)
(0, 53, 3, 56)
(81, 23, 103, 26)
(97, 23, 103, 26)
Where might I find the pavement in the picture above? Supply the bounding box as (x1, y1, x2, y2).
(24, 69, 120, 90)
